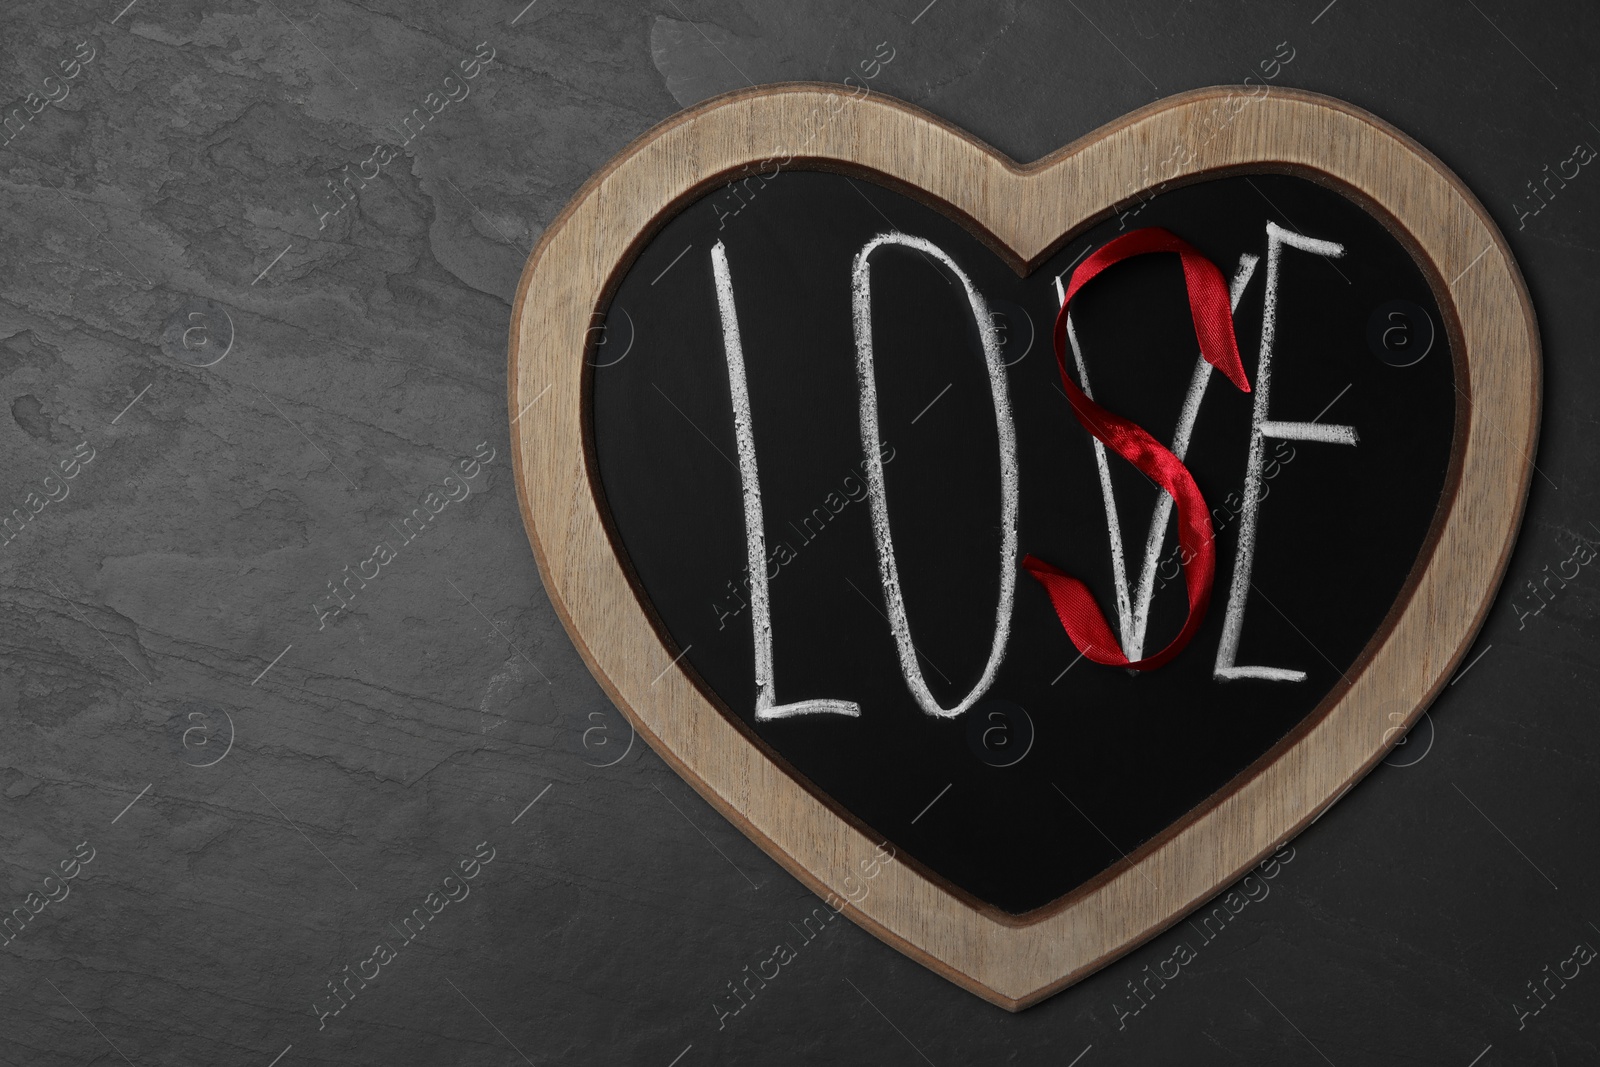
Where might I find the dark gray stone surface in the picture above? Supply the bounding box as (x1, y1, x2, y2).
(0, 1, 1595, 1064)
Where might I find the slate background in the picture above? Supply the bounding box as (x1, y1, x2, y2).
(0, 1, 1595, 1065)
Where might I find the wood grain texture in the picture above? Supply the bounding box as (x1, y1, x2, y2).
(507, 84, 1539, 1010)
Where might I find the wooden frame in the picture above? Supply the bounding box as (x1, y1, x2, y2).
(508, 84, 1539, 1010)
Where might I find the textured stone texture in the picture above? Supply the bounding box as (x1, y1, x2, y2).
(0, 1, 1597, 1064)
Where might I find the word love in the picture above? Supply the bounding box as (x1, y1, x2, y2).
(1, 40, 96, 149)
(314, 42, 496, 230)
(708, 220, 1358, 724)
(1, 840, 95, 946)
(311, 841, 496, 1030)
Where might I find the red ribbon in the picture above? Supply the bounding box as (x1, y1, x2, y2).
(1022, 228, 1251, 671)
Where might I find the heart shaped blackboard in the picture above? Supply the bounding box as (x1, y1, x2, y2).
(509, 85, 1538, 1009)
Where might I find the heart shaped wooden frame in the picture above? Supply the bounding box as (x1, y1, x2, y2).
(508, 84, 1538, 1010)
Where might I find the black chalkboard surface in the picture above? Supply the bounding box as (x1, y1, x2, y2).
(590, 169, 1455, 915)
